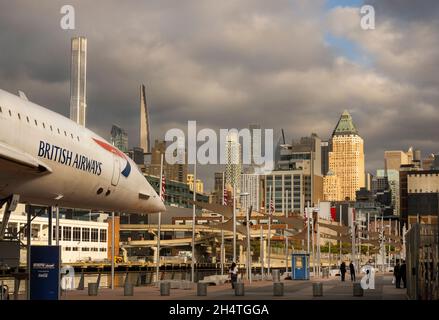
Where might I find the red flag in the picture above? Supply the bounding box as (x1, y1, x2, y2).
(269, 198, 274, 214)
(222, 188, 228, 206)
(330, 207, 336, 221)
(161, 174, 166, 202)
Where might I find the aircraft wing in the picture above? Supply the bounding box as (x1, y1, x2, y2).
(0, 141, 52, 173)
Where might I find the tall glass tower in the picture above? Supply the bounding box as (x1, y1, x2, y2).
(70, 37, 87, 126)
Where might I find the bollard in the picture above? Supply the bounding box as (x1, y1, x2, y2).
(273, 282, 284, 296)
(197, 282, 207, 296)
(124, 282, 134, 296)
(88, 283, 98, 296)
(160, 282, 170, 296)
(353, 283, 363, 297)
(235, 282, 245, 296)
(272, 269, 280, 282)
(313, 282, 323, 297)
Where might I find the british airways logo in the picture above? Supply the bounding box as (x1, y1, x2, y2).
(38, 141, 103, 176)
(92, 138, 131, 178)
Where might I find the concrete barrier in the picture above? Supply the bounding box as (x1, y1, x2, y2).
(353, 283, 363, 297)
(313, 282, 323, 297)
(197, 282, 207, 296)
(160, 282, 170, 296)
(88, 283, 98, 296)
(273, 282, 284, 296)
(124, 282, 134, 296)
(235, 282, 244, 296)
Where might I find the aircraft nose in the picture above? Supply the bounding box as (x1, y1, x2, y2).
(152, 196, 166, 213)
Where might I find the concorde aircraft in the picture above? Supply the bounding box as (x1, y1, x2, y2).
(0, 88, 165, 237)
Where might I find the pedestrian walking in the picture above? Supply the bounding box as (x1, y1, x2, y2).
(349, 261, 356, 282)
(229, 262, 238, 289)
(340, 262, 346, 282)
(400, 260, 407, 289)
(393, 261, 401, 288)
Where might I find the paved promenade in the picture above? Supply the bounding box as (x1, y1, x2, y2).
(60, 273, 407, 300)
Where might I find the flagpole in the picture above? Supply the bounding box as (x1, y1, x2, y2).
(267, 185, 272, 276)
(156, 154, 164, 284)
(221, 172, 225, 276)
(191, 162, 197, 282)
(285, 190, 289, 274)
(233, 184, 236, 263)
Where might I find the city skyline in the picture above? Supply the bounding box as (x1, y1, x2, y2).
(0, 1, 438, 191)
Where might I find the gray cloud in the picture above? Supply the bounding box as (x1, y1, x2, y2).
(0, 0, 438, 191)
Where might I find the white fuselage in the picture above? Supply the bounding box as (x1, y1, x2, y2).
(0, 88, 165, 214)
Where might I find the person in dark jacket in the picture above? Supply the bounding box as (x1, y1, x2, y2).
(229, 262, 238, 289)
(394, 261, 401, 288)
(349, 261, 356, 282)
(340, 262, 347, 281)
(400, 260, 407, 289)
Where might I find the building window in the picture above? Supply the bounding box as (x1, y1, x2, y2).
(73, 227, 81, 241)
(100, 229, 107, 242)
(52, 226, 62, 240)
(91, 228, 98, 242)
(63, 226, 72, 241)
(82, 228, 90, 242)
(72, 247, 79, 251)
(64, 247, 72, 251)
(81, 247, 90, 252)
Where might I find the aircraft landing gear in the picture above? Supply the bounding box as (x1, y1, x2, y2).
(0, 194, 20, 240)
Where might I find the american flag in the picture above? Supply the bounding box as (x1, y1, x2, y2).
(160, 173, 166, 202)
(269, 198, 274, 214)
(222, 188, 227, 205)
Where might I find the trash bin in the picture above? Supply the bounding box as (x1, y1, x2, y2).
(124, 282, 134, 296)
(88, 283, 98, 296)
(273, 282, 284, 296)
(272, 270, 280, 282)
(160, 282, 170, 296)
(197, 283, 207, 296)
(353, 283, 363, 297)
(313, 282, 323, 296)
(235, 282, 244, 296)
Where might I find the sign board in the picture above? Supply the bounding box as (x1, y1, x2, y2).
(30, 245, 60, 300)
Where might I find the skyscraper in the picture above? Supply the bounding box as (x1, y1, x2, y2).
(110, 125, 129, 153)
(140, 84, 151, 154)
(225, 132, 242, 193)
(69, 36, 87, 126)
(325, 110, 365, 201)
(144, 140, 188, 183)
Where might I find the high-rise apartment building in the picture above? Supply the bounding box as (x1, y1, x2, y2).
(144, 140, 188, 183)
(323, 170, 342, 201)
(384, 148, 414, 171)
(240, 173, 260, 212)
(110, 125, 128, 153)
(70, 37, 87, 126)
(225, 132, 242, 193)
(321, 140, 330, 176)
(325, 110, 365, 201)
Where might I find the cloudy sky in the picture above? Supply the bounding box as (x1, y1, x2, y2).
(1, 0, 438, 191)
